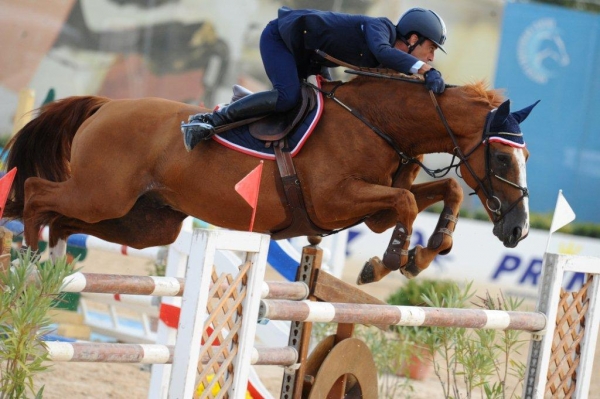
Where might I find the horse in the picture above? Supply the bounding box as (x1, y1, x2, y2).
(3, 75, 538, 284)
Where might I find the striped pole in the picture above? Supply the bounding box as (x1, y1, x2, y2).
(61, 272, 185, 296)
(260, 280, 309, 301)
(61, 272, 308, 300)
(259, 300, 547, 332)
(44, 342, 298, 366)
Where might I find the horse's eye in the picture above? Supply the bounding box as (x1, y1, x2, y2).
(496, 153, 511, 167)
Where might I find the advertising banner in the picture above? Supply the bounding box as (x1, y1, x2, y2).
(495, 3, 600, 222)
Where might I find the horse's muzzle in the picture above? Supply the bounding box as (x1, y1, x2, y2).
(494, 223, 528, 248)
(504, 226, 522, 248)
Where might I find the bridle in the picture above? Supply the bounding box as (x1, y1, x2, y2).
(428, 91, 529, 223)
(305, 74, 529, 223)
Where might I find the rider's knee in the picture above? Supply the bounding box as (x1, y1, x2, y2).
(274, 89, 301, 112)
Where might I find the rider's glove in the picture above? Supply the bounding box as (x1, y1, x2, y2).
(424, 69, 445, 94)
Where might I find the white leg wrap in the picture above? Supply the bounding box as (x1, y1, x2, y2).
(50, 239, 67, 263)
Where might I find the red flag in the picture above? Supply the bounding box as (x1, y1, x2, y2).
(235, 161, 264, 232)
(0, 167, 17, 219)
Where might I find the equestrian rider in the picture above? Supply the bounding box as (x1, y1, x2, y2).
(182, 7, 448, 151)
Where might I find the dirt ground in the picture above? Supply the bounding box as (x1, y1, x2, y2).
(33, 247, 600, 398)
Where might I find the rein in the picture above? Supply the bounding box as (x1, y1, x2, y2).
(304, 79, 459, 182)
(306, 63, 528, 223)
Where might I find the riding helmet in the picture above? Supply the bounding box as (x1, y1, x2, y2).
(396, 8, 447, 53)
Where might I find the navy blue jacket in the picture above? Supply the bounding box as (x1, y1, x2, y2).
(277, 7, 420, 76)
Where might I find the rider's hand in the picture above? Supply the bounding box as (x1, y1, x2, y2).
(424, 69, 445, 94)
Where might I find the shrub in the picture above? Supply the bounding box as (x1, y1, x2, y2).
(0, 250, 76, 399)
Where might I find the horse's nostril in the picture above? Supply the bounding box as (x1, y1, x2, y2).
(513, 226, 522, 239)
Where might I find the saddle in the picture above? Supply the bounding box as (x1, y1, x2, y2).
(228, 81, 330, 240)
(248, 84, 317, 142)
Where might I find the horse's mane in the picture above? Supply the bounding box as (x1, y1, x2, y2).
(341, 75, 505, 108)
(460, 81, 505, 108)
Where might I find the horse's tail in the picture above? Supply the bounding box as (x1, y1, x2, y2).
(3, 96, 110, 219)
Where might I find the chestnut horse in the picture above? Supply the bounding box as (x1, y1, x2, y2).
(4, 76, 537, 283)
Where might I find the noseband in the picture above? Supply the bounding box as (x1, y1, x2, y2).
(428, 91, 529, 223)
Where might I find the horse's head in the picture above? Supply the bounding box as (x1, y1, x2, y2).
(460, 99, 539, 248)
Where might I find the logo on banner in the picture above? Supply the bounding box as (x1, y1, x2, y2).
(517, 18, 570, 84)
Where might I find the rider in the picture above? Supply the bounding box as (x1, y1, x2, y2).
(182, 7, 448, 151)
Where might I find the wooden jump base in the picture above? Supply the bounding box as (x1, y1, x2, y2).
(259, 299, 547, 331)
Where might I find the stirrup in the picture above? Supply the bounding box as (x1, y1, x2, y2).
(181, 121, 215, 151)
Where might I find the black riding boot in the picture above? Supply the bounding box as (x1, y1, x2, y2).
(182, 90, 278, 151)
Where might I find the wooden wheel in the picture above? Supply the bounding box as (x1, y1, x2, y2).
(305, 337, 378, 399)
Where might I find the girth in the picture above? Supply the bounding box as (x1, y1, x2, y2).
(218, 81, 331, 239)
(270, 140, 332, 240)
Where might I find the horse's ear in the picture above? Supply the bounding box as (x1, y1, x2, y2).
(491, 99, 511, 128)
(512, 100, 541, 124)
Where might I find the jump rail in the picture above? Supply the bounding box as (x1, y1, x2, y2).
(259, 300, 547, 331)
(62, 272, 309, 300)
(45, 342, 297, 366)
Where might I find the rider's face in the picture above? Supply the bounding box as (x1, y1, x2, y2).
(411, 39, 438, 63)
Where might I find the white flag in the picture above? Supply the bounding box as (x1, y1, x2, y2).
(549, 190, 576, 233)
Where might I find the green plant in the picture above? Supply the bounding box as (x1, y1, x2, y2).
(148, 247, 169, 277)
(383, 279, 456, 383)
(386, 278, 456, 308)
(355, 325, 414, 399)
(0, 250, 76, 399)
(386, 278, 456, 339)
(420, 283, 528, 399)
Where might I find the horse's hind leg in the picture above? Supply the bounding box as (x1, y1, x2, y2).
(49, 238, 68, 262)
(47, 195, 187, 251)
(23, 172, 144, 250)
(22, 178, 57, 251)
(400, 178, 463, 278)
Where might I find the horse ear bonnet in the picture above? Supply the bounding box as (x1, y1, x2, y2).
(487, 99, 539, 147)
(511, 100, 540, 124)
(491, 100, 511, 130)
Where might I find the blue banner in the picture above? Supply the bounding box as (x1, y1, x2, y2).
(495, 3, 600, 222)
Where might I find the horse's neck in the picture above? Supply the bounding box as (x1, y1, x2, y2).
(338, 81, 489, 157)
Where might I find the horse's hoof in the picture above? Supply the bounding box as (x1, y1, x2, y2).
(357, 257, 390, 285)
(439, 243, 453, 256)
(400, 247, 421, 279)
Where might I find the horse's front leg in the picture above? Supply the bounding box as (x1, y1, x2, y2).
(357, 220, 414, 284)
(356, 160, 421, 285)
(314, 180, 419, 285)
(401, 177, 463, 278)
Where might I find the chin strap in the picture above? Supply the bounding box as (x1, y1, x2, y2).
(401, 35, 426, 54)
